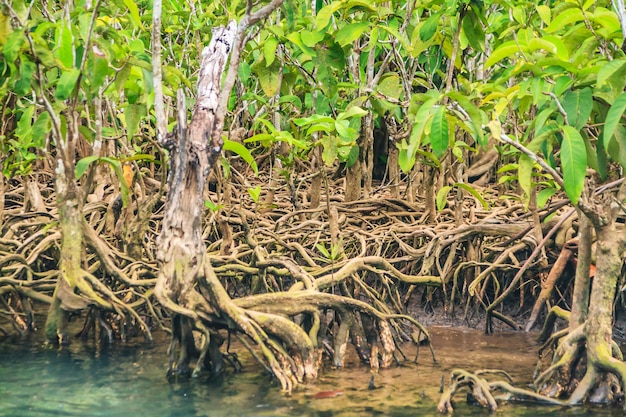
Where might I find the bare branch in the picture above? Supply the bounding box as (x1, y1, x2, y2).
(152, 0, 168, 144)
(498, 133, 565, 190)
(213, 0, 285, 155)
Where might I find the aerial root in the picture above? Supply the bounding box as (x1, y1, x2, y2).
(437, 369, 565, 413)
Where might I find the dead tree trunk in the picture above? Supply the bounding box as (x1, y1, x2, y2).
(153, 3, 435, 393)
(153, 6, 321, 392)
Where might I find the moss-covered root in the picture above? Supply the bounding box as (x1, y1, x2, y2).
(438, 369, 499, 413)
(437, 369, 565, 413)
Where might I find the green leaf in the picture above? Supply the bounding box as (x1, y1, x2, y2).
(14, 59, 36, 96)
(561, 125, 587, 205)
(430, 106, 449, 158)
(254, 60, 281, 96)
(55, 68, 81, 100)
(398, 140, 414, 173)
(316, 243, 331, 258)
(447, 91, 485, 146)
(537, 188, 557, 208)
(58, 23, 74, 69)
(100, 157, 129, 208)
(378, 24, 411, 52)
(223, 138, 258, 175)
(518, 154, 533, 203)
(344, 145, 359, 167)
(597, 58, 626, 88)
(124, 104, 146, 140)
(562, 88, 592, 130)
(264, 36, 279, 66)
(436, 186, 452, 211)
(456, 183, 489, 210)
(334, 22, 370, 46)
(204, 200, 224, 212)
(248, 185, 262, 203)
(462, 8, 484, 52)
(401, 98, 438, 172)
(334, 119, 352, 140)
(293, 114, 335, 127)
(90, 57, 110, 92)
(337, 106, 367, 121)
(545, 8, 584, 33)
(603, 92, 626, 153)
(376, 73, 402, 100)
(301, 30, 324, 47)
(320, 135, 338, 165)
(316, 1, 342, 29)
(536, 5, 551, 25)
(286, 32, 316, 56)
(3, 30, 25, 63)
(527, 38, 557, 55)
(75, 155, 100, 179)
(420, 12, 440, 41)
(15, 105, 35, 145)
(123, 0, 143, 29)
(608, 125, 626, 170)
(485, 41, 522, 68)
(31, 112, 51, 148)
(239, 61, 251, 83)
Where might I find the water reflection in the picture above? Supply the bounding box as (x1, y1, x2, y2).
(0, 327, 624, 416)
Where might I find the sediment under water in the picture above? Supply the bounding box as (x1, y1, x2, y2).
(0, 326, 623, 417)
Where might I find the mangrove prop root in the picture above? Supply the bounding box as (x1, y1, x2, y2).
(437, 369, 565, 413)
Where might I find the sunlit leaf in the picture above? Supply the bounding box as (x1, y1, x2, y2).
(485, 41, 522, 68)
(254, 59, 281, 96)
(264, 36, 279, 66)
(316, 1, 342, 29)
(32, 112, 51, 148)
(337, 106, 367, 121)
(436, 186, 452, 211)
(223, 138, 258, 175)
(597, 58, 626, 88)
(561, 125, 587, 205)
(536, 5, 551, 25)
(456, 183, 489, 210)
(518, 154, 533, 204)
(334, 22, 370, 46)
(537, 188, 557, 208)
(58, 23, 74, 69)
(75, 155, 100, 179)
(376, 73, 402, 100)
(545, 8, 584, 33)
(122, 0, 143, 29)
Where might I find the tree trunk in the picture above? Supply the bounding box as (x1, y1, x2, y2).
(45, 171, 91, 342)
(345, 159, 362, 201)
(154, 19, 319, 390)
(535, 181, 626, 404)
(569, 210, 592, 329)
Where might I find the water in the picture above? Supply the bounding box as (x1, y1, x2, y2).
(1, 327, 624, 416)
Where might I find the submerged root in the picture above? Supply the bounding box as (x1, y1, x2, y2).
(437, 369, 565, 413)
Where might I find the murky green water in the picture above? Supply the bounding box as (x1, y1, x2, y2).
(1, 327, 624, 416)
